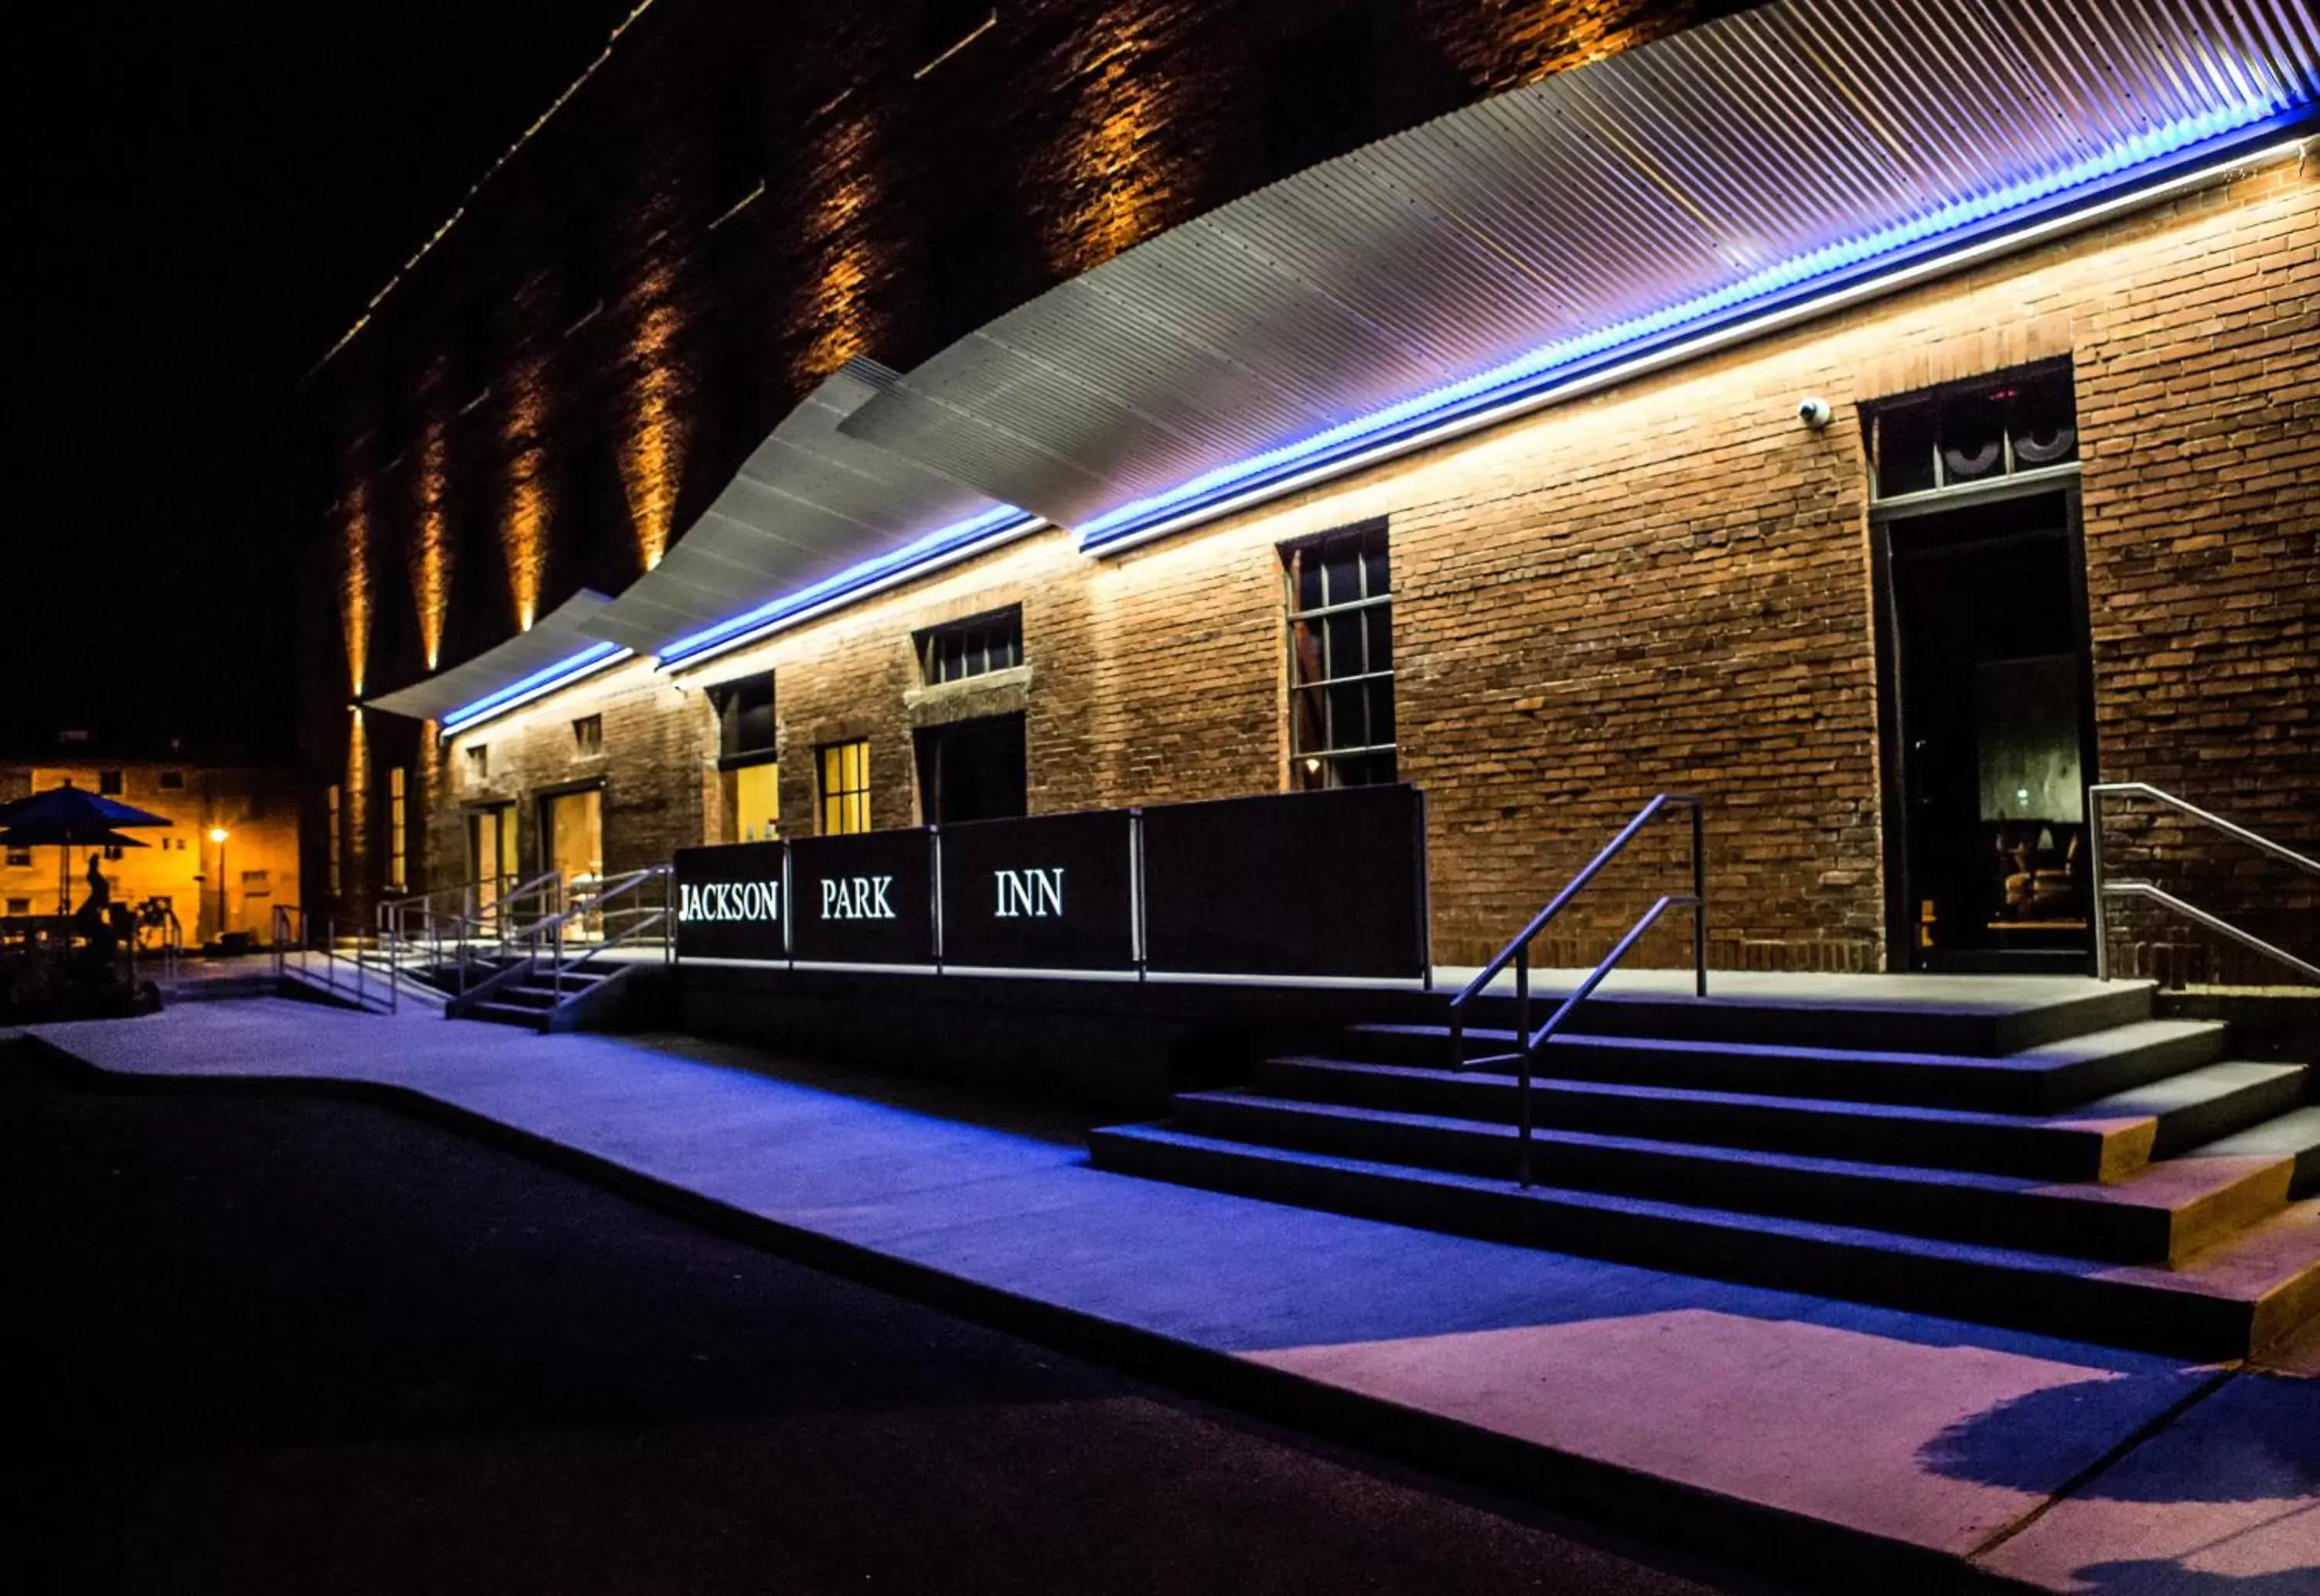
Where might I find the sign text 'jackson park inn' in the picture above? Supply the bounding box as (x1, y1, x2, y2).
(670, 786, 1433, 979)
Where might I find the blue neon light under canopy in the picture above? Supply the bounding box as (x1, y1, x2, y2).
(440, 640, 629, 732)
(1070, 104, 2311, 551)
(655, 503, 1039, 668)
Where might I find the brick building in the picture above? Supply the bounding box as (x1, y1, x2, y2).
(308, 0, 2318, 981)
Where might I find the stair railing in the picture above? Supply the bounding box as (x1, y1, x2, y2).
(534, 865, 673, 999)
(1445, 794, 1707, 1188)
(2087, 783, 2318, 984)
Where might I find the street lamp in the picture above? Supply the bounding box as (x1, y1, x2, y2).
(208, 827, 230, 945)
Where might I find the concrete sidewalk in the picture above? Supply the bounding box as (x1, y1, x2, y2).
(20, 998, 2316, 1594)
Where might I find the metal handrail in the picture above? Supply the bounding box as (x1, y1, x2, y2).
(2087, 783, 2318, 983)
(507, 866, 673, 1002)
(271, 904, 399, 1014)
(1446, 794, 1706, 1070)
(1510, 892, 1699, 1187)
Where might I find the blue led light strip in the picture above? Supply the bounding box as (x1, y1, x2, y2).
(655, 503, 1039, 668)
(1077, 101, 2313, 551)
(438, 640, 632, 733)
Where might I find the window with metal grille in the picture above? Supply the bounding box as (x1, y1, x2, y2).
(5, 898, 29, 916)
(5, 847, 29, 868)
(919, 608, 1022, 686)
(1285, 521, 1396, 789)
(387, 767, 408, 892)
(818, 740, 872, 836)
(1868, 361, 2079, 502)
(573, 715, 604, 756)
(466, 744, 488, 779)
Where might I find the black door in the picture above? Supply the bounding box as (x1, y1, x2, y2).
(1878, 489, 2097, 972)
(916, 714, 1027, 826)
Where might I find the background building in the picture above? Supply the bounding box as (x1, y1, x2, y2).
(0, 736, 302, 945)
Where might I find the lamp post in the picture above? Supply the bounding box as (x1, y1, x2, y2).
(208, 827, 230, 944)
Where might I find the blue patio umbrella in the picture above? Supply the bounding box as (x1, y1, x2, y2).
(0, 785, 171, 915)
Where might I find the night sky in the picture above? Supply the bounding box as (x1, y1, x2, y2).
(12, 3, 636, 756)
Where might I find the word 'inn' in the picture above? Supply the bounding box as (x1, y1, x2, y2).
(679, 881, 781, 922)
(995, 867, 1065, 919)
(822, 875, 896, 919)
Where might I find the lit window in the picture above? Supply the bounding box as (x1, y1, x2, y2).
(919, 608, 1022, 685)
(99, 769, 124, 795)
(159, 770, 185, 790)
(326, 783, 342, 896)
(729, 761, 780, 843)
(387, 767, 408, 892)
(573, 715, 604, 756)
(1285, 521, 1397, 790)
(818, 740, 872, 836)
(1869, 363, 2079, 501)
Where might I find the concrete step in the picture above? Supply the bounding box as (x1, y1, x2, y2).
(2194, 1106, 2320, 1199)
(466, 1001, 551, 1032)
(1172, 1092, 2296, 1264)
(1433, 977, 2154, 1056)
(1252, 1056, 2307, 1182)
(1340, 1018, 2229, 1113)
(498, 977, 608, 1010)
(1086, 1124, 2320, 1359)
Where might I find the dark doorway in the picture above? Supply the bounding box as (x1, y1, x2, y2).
(1876, 489, 2097, 972)
(916, 714, 1026, 826)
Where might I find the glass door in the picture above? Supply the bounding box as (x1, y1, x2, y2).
(467, 803, 518, 929)
(1878, 490, 2097, 970)
(540, 788, 605, 936)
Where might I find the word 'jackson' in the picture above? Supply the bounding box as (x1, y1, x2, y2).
(679, 881, 781, 922)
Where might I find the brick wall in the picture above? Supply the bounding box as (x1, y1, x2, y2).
(432, 156, 2315, 976)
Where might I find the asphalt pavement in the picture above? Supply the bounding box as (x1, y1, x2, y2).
(5, 1042, 1775, 1596)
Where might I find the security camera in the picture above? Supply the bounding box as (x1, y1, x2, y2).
(1797, 395, 1834, 431)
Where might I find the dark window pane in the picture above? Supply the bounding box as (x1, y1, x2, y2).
(1368, 680, 1396, 747)
(1366, 605, 1393, 671)
(1293, 547, 1323, 613)
(1875, 401, 1939, 497)
(1325, 610, 1366, 678)
(1940, 386, 2007, 483)
(2010, 370, 2079, 468)
(1322, 541, 1361, 608)
(1329, 681, 1369, 749)
(1362, 533, 1390, 598)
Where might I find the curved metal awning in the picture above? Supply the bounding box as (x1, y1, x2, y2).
(838, 0, 2318, 550)
(367, 589, 625, 729)
(582, 359, 1036, 668)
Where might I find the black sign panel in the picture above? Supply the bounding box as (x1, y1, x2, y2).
(937, 810, 1137, 970)
(788, 828, 936, 965)
(1140, 785, 1428, 978)
(673, 841, 788, 961)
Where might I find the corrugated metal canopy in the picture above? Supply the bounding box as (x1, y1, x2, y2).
(839, 0, 2318, 545)
(582, 360, 1025, 658)
(367, 588, 616, 722)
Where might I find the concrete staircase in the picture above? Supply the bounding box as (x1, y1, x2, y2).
(443, 957, 635, 1033)
(1090, 977, 2320, 1358)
